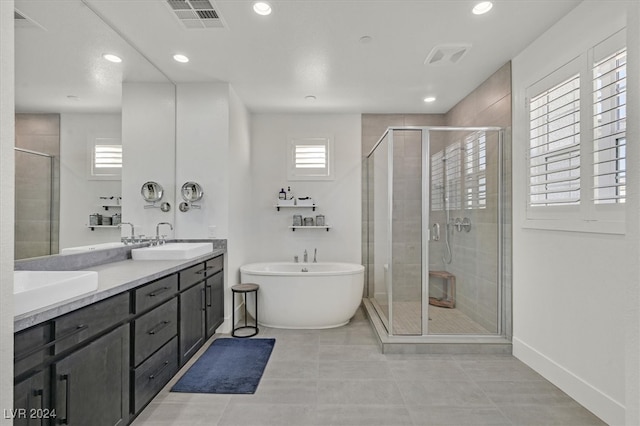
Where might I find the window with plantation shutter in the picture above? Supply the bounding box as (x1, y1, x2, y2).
(528, 73, 581, 207)
(445, 142, 462, 210)
(464, 131, 487, 209)
(431, 150, 444, 211)
(287, 137, 333, 180)
(593, 48, 626, 204)
(524, 29, 626, 234)
(90, 138, 122, 179)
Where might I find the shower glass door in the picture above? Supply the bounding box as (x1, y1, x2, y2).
(366, 126, 504, 337)
(427, 128, 502, 335)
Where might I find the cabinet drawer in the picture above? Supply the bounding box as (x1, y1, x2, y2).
(134, 298, 177, 366)
(179, 262, 208, 290)
(133, 336, 178, 414)
(54, 292, 130, 354)
(14, 324, 50, 378)
(134, 274, 178, 313)
(207, 255, 223, 275)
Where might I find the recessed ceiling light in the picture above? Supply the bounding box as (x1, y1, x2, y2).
(472, 1, 493, 15)
(305, 95, 317, 101)
(173, 54, 189, 63)
(102, 54, 122, 63)
(253, 2, 272, 16)
(423, 96, 436, 103)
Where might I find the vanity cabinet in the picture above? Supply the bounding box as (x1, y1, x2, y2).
(179, 255, 224, 364)
(52, 325, 129, 426)
(14, 252, 225, 425)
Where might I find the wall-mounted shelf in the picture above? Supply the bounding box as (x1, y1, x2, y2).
(275, 205, 317, 211)
(87, 225, 120, 231)
(100, 204, 121, 211)
(289, 225, 331, 232)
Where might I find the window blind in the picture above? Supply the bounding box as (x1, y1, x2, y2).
(464, 131, 487, 209)
(94, 145, 122, 168)
(431, 150, 444, 211)
(295, 144, 326, 169)
(593, 48, 626, 204)
(529, 73, 581, 206)
(445, 142, 461, 210)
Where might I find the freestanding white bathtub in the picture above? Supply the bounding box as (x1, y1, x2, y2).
(239, 262, 365, 329)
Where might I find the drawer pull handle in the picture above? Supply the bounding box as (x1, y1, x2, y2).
(15, 324, 88, 362)
(148, 286, 171, 297)
(206, 284, 212, 307)
(59, 374, 71, 424)
(148, 320, 171, 335)
(149, 361, 170, 380)
(195, 266, 214, 275)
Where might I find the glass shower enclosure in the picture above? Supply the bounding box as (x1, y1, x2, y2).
(365, 126, 507, 338)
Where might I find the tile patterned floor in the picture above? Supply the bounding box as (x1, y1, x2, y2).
(374, 300, 492, 335)
(132, 308, 605, 426)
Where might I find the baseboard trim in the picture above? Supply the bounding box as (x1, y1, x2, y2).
(513, 337, 625, 425)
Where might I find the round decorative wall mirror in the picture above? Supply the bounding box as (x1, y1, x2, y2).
(141, 181, 164, 202)
(181, 182, 203, 202)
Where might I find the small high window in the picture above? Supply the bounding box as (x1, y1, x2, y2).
(287, 137, 333, 180)
(90, 138, 122, 180)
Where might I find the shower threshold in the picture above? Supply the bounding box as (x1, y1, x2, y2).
(362, 299, 512, 355)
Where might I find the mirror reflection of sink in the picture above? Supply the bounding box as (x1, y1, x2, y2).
(131, 242, 214, 260)
(14, 271, 99, 316)
(60, 242, 126, 255)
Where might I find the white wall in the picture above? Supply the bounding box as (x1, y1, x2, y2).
(624, 4, 640, 424)
(0, 0, 14, 421)
(121, 83, 176, 238)
(512, 2, 634, 424)
(175, 83, 229, 240)
(60, 113, 121, 249)
(226, 86, 252, 330)
(248, 114, 362, 264)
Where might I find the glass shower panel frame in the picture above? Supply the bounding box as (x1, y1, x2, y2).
(366, 126, 505, 338)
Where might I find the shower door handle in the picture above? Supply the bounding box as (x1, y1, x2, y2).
(432, 223, 440, 241)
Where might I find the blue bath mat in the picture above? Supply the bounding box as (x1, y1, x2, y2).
(171, 338, 275, 394)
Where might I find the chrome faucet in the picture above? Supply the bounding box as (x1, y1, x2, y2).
(303, 249, 308, 263)
(155, 222, 173, 245)
(119, 222, 135, 244)
(313, 248, 317, 263)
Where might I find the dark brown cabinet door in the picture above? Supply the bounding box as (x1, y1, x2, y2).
(179, 282, 205, 365)
(13, 371, 49, 426)
(205, 271, 224, 338)
(53, 326, 129, 426)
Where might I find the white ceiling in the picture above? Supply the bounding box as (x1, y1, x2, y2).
(15, 0, 582, 114)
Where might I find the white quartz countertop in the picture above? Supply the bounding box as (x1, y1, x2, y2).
(14, 248, 225, 332)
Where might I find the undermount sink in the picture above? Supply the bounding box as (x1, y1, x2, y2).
(14, 270, 99, 316)
(60, 242, 126, 255)
(131, 242, 214, 260)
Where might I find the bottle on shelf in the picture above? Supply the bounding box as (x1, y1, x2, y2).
(286, 186, 293, 200)
(279, 188, 286, 200)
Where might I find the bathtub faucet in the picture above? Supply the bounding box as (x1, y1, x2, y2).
(313, 248, 317, 263)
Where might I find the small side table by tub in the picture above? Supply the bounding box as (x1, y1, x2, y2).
(231, 283, 259, 338)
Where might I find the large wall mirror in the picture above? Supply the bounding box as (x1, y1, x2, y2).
(14, 0, 175, 260)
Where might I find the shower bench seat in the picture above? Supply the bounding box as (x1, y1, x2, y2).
(428, 270, 456, 309)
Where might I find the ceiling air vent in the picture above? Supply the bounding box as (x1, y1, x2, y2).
(166, 0, 224, 29)
(424, 44, 471, 66)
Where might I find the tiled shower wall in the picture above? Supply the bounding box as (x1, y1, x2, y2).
(14, 114, 60, 259)
(361, 61, 512, 336)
